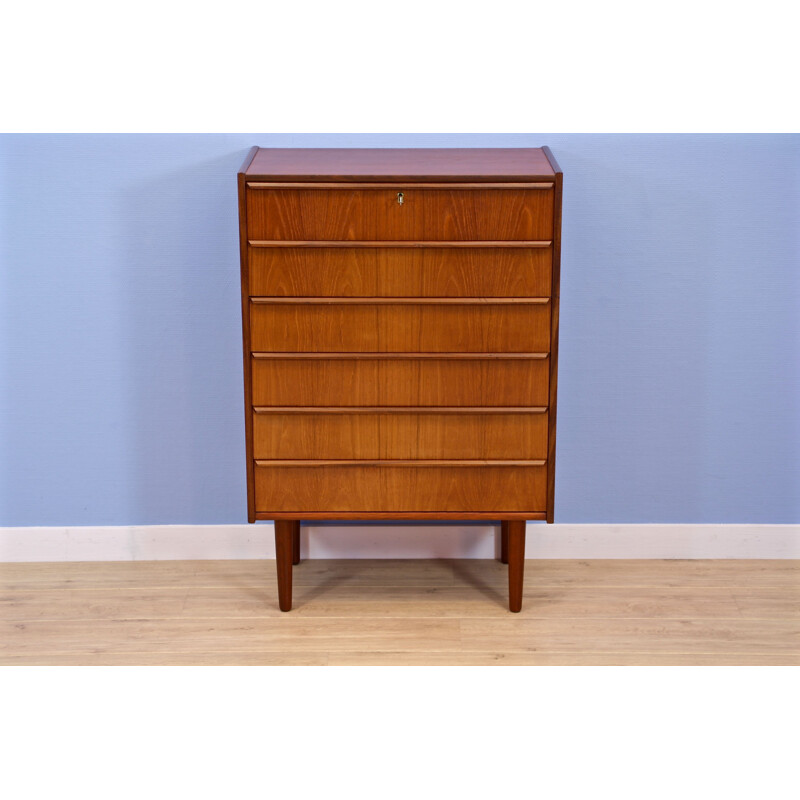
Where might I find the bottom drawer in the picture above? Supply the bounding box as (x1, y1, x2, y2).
(254, 463, 547, 513)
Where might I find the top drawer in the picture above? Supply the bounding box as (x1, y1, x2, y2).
(245, 184, 554, 241)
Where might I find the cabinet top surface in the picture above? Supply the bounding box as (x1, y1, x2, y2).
(243, 147, 557, 181)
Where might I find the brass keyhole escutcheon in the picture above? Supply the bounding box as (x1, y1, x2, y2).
(397, 192, 404, 205)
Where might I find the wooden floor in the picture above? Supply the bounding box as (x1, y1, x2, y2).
(1, 559, 798, 665)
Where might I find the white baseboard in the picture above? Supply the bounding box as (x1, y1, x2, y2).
(0, 523, 798, 562)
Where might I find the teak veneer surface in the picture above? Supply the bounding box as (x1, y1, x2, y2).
(245, 148, 556, 181)
(250, 356, 550, 407)
(249, 301, 550, 353)
(254, 464, 548, 514)
(246, 187, 554, 241)
(252, 410, 549, 460)
(248, 245, 553, 297)
(238, 147, 563, 611)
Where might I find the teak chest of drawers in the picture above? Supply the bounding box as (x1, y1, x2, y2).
(237, 147, 563, 612)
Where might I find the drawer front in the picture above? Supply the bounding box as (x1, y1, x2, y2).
(251, 356, 549, 407)
(253, 410, 549, 460)
(246, 186, 553, 241)
(249, 246, 553, 297)
(254, 464, 547, 513)
(250, 301, 550, 353)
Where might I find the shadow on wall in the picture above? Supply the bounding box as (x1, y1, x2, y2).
(304, 520, 504, 559)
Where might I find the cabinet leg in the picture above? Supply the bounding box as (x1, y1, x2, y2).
(498, 521, 509, 564)
(507, 520, 526, 612)
(275, 521, 294, 612)
(292, 520, 301, 565)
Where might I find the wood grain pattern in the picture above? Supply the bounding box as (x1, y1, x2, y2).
(10, 585, 796, 621)
(246, 187, 554, 241)
(254, 464, 547, 513)
(245, 148, 556, 181)
(457, 617, 800, 655)
(2, 560, 797, 665)
(251, 355, 549, 406)
(2, 651, 796, 666)
(249, 300, 550, 353)
(252, 409, 548, 459)
(249, 245, 553, 297)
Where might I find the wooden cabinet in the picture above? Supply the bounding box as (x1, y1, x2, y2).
(238, 147, 563, 612)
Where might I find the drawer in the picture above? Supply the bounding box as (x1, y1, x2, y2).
(251, 355, 549, 407)
(253, 409, 549, 459)
(248, 245, 553, 297)
(249, 299, 550, 353)
(254, 463, 547, 513)
(246, 185, 554, 240)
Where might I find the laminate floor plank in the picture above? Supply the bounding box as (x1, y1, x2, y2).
(2, 559, 798, 591)
(0, 559, 460, 590)
(1, 652, 797, 667)
(442, 559, 800, 589)
(0, 618, 462, 656)
(326, 652, 800, 666)
(1, 559, 797, 665)
(459, 618, 800, 655)
(0, 652, 330, 666)
(1, 586, 755, 620)
(729, 589, 800, 618)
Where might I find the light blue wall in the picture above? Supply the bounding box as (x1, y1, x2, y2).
(1, 134, 798, 525)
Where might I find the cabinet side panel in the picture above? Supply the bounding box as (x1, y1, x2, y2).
(542, 147, 562, 524)
(239, 149, 258, 523)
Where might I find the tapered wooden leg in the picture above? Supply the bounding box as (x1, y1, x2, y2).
(499, 521, 509, 564)
(275, 521, 294, 612)
(507, 520, 526, 612)
(292, 520, 301, 565)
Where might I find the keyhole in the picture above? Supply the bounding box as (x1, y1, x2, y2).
(397, 192, 404, 205)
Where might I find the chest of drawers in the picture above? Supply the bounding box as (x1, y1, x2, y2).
(237, 147, 563, 612)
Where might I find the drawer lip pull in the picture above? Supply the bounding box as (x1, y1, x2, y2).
(248, 240, 553, 248)
(251, 352, 549, 360)
(257, 512, 548, 520)
(247, 182, 554, 190)
(250, 296, 550, 305)
(255, 459, 546, 467)
(252, 406, 548, 414)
